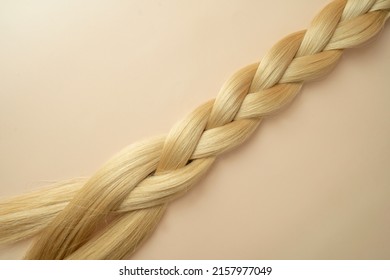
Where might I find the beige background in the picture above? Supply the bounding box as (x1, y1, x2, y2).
(0, 0, 389, 259)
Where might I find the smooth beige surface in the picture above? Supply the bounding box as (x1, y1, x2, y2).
(0, 0, 389, 259)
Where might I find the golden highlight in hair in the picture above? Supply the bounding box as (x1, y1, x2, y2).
(0, 0, 389, 259)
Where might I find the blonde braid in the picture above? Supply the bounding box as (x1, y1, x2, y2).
(0, 0, 388, 259)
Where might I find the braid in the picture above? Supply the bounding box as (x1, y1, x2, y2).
(1, 0, 389, 259)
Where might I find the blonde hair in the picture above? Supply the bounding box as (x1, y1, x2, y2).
(0, 0, 389, 259)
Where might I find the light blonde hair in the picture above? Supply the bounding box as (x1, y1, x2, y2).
(0, 0, 389, 259)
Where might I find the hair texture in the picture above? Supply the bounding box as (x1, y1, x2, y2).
(0, 0, 389, 259)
